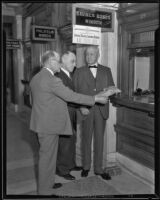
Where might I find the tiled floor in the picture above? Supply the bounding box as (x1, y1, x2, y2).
(6, 107, 154, 195)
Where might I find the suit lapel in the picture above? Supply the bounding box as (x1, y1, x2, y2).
(84, 67, 96, 87)
(96, 65, 107, 91)
(59, 70, 74, 89)
(61, 70, 72, 83)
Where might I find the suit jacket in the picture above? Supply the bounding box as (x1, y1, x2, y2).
(30, 68, 95, 135)
(73, 64, 114, 120)
(55, 69, 77, 130)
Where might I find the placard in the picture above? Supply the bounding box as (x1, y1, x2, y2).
(72, 25, 101, 45)
(6, 40, 21, 49)
(72, 4, 114, 32)
(32, 25, 56, 41)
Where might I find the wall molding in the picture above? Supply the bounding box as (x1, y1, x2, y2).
(7, 179, 36, 194)
(116, 152, 154, 188)
(7, 157, 38, 171)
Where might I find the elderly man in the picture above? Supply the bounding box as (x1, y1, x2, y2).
(30, 50, 114, 195)
(73, 45, 118, 180)
(55, 51, 82, 180)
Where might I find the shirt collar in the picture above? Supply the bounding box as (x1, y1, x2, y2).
(44, 67, 54, 76)
(61, 67, 70, 78)
(88, 63, 98, 67)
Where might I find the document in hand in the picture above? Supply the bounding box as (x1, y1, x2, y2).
(100, 86, 121, 97)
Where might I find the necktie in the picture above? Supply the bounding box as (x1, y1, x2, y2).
(89, 65, 97, 68)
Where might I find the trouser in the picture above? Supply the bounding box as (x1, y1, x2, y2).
(56, 133, 76, 175)
(81, 105, 106, 174)
(37, 134, 59, 195)
(56, 109, 76, 175)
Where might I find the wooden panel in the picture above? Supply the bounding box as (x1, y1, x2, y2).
(123, 108, 154, 132)
(119, 28, 130, 95)
(31, 42, 51, 69)
(117, 130, 154, 169)
(115, 123, 154, 147)
(116, 3, 156, 171)
(131, 31, 155, 44)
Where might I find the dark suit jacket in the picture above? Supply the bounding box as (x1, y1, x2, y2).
(55, 69, 77, 130)
(73, 64, 115, 120)
(30, 68, 95, 135)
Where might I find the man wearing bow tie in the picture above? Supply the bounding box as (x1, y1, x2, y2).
(73, 45, 115, 180)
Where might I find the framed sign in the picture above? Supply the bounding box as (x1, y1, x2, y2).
(72, 4, 115, 32)
(32, 25, 57, 41)
(6, 39, 21, 49)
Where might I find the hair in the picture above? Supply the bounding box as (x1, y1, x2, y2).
(61, 51, 75, 64)
(84, 45, 100, 55)
(41, 50, 60, 66)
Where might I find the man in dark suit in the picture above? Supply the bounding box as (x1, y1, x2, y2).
(55, 51, 82, 180)
(73, 45, 115, 180)
(30, 50, 113, 195)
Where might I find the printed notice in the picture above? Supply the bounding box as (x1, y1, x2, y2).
(32, 25, 56, 41)
(72, 25, 101, 45)
(6, 40, 21, 49)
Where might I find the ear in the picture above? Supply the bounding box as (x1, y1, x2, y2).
(97, 51, 100, 59)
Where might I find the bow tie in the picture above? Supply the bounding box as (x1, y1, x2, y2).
(89, 65, 97, 68)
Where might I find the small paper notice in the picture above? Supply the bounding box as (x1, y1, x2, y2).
(72, 25, 101, 45)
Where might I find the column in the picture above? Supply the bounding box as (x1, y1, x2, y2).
(100, 12, 118, 168)
(15, 14, 24, 111)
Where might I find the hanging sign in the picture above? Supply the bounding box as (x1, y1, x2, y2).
(32, 25, 57, 41)
(72, 5, 114, 32)
(6, 39, 21, 49)
(72, 25, 101, 45)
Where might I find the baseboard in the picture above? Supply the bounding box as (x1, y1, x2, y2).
(7, 157, 38, 171)
(116, 153, 154, 188)
(7, 179, 36, 194)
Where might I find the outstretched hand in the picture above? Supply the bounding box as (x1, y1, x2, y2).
(101, 86, 121, 97)
(95, 86, 121, 104)
(95, 94, 108, 104)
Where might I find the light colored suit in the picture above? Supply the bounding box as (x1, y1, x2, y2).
(30, 68, 94, 194)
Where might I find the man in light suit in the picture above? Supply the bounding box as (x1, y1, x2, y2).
(30, 50, 114, 195)
(73, 45, 115, 180)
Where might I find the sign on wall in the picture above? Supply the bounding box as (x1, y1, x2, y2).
(72, 4, 114, 32)
(72, 25, 101, 45)
(32, 25, 57, 41)
(6, 40, 21, 49)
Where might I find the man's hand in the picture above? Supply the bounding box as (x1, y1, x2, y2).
(103, 86, 121, 96)
(95, 94, 108, 104)
(80, 107, 90, 115)
(97, 86, 121, 98)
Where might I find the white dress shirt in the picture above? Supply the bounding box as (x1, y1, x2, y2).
(89, 63, 98, 78)
(44, 67, 54, 76)
(61, 67, 71, 79)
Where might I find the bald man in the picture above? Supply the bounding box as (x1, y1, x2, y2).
(73, 45, 115, 180)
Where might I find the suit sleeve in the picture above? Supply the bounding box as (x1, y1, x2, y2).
(50, 76, 95, 106)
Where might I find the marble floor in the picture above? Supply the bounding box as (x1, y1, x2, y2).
(6, 107, 154, 195)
